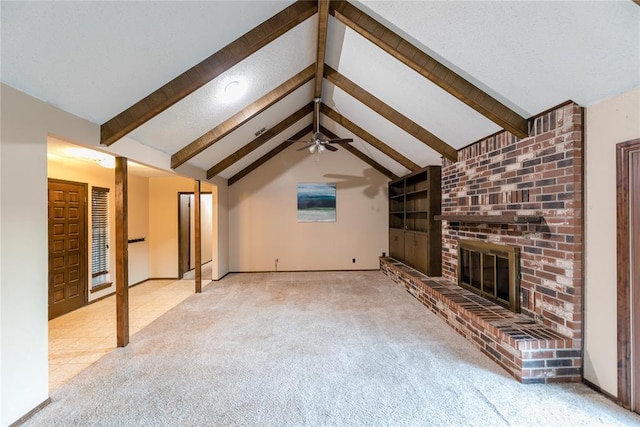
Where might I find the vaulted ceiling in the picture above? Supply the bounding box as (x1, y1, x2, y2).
(2, 1, 639, 183)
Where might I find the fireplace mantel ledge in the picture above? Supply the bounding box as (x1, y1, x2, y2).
(434, 214, 542, 224)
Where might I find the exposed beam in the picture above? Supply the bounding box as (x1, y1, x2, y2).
(313, 0, 330, 131)
(194, 180, 202, 294)
(100, 1, 317, 146)
(329, 1, 528, 139)
(320, 126, 397, 180)
(115, 157, 129, 348)
(207, 102, 314, 179)
(172, 65, 315, 169)
(228, 124, 314, 186)
(320, 103, 419, 172)
(324, 66, 458, 162)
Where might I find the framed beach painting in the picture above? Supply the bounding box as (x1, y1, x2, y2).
(297, 183, 336, 222)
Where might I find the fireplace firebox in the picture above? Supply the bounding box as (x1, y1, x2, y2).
(458, 239, 520, 312)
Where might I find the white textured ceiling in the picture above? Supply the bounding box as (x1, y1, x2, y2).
(2, 1, 639, 183)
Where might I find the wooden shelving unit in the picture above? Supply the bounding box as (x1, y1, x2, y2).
(388, 165, 442, 276)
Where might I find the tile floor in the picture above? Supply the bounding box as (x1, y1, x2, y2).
(48, 278, 209, 391)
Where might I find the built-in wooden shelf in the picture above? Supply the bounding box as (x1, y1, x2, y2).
(388, 165, 442, 276)
(434, 214, 542, 224)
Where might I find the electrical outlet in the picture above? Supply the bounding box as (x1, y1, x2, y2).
(352, 258, 356, 263)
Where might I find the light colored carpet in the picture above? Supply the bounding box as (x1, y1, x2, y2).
(25, 271, 640, 426)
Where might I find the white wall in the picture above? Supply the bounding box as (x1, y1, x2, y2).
(0, 84, 98, 426)
(209, 178, 229, 280)
(229, 146, 389, 272)
(127, 174, 150, 286)
(584, 86, 640, 396)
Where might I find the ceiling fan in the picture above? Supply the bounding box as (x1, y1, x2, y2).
(289, 98, 353, 153)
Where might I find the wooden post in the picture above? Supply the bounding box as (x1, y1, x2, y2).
(115, 157, 129, 347)
(194, 180, 202, 293)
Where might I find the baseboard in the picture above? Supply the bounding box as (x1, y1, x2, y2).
(9, 398, 51, 427)
(583, 378, 624, 407)
(212, 272, 230, 281)
(228, 269, 380, 274)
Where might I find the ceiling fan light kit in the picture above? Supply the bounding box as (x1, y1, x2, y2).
(290, 97, 353, 155)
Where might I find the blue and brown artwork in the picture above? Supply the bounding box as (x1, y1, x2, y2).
(297, 183, 336, 222)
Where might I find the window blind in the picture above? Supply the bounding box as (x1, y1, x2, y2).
(91, 187, 109, 285)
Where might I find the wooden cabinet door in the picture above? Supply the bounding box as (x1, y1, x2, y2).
(404, 232, 428, 273)
(389, 229, 405, 260)
(412, 233, 429, 274)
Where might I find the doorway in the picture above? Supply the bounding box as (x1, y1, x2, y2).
(48, 179, 88, 319)
(617, 138, 640, 413)
(178, 192, 214, 279)
(178, 193, 191, 278)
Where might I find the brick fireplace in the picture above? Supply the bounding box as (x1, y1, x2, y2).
(382, 101, 584, 383)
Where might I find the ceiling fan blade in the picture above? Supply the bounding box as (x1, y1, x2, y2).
(324, 144, 338, 152)
(285, 139, 302, 143)
(296, 145, 313, 151)
(326, 138, 353, 144)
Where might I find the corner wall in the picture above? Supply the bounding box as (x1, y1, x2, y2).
(583, 86, 640, 396)
(228, 146, 389, 272)
(209, 177, 229, 280)
(0, 84, 98, 427)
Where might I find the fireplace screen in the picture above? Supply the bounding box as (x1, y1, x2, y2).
(458, 239, 520, 312)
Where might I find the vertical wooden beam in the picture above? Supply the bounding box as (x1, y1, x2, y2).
(194, 180, 202, 293)
(115, 157, 129, 347)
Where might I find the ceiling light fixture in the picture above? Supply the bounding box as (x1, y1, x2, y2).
(224, 80, 242, 100)
(95, 157, 116, 169)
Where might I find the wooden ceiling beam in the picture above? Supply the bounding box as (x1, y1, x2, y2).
(228, 124, 314, 186)
(320, 103, 420, 172)
(207, 102, 314, 179)
(100, 1, 317, 146)
(324, 65, 458, 162)
(320, 126, 397, 180)
(172, 65, 315, 169)
(329, 1, 529, 139)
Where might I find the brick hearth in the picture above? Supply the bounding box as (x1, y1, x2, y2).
(381, 258, 581, 383)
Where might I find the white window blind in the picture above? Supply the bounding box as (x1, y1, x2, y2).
(91, 187, 110, 287)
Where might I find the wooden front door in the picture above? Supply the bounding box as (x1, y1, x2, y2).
(48, 179, 88, 319)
